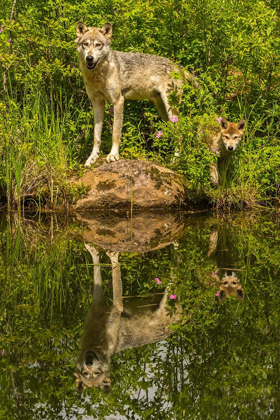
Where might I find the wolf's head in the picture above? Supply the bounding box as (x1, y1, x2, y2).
(75, 350, 111, 394)
(220, 118, 246, 152)
(217, 270, 244, 303)
(75, 22, 112, 71)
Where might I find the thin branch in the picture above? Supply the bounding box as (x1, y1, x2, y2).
(10, 0, 17, 22)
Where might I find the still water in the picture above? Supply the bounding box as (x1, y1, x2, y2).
(0, 210, 279, 420)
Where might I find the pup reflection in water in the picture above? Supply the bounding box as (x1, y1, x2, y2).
(75, 244, 182, 394)
(207, 229, 245, 302)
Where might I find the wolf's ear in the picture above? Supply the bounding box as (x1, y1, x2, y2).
(76, 22, 88, 37)
(220, 118, 228, 130)
(237, 119, 246, 131)
(236, 288, 244, 301)
(75, 379, 85, 395)
(100, 23, 113, 40)
(75, 373, 86, 394)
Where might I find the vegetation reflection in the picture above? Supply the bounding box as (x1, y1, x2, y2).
(0, 211, 279, 419)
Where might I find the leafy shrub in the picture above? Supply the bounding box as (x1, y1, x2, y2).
(0, 0, 280, 208)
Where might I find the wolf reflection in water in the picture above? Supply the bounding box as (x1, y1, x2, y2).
(75, 244, 182, 394)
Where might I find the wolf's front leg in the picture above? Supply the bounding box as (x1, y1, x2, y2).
(85, 99, 105, 167)
(106, 251, 123, 312)
(85, 243, 105, 307)
(107, 96, 124, 163)
(210, 162, 219, 186)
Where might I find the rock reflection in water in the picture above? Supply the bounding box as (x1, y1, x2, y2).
(76, 211, 185, 252)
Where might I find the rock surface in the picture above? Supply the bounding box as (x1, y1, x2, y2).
(73, 159, 186, 211)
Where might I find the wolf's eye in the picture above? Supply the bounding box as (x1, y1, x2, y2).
(225, 135, 229, 139)
(223, 281, 228, 285)
(82, 371, 89, 376)
(83, 41, 89, 47)
(95, 43, 102, 48)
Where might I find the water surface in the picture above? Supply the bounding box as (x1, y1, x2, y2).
(0, 211, 279, 419)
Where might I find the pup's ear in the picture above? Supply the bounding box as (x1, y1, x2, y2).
(76, 21, 88, 37)
(100, 23, 113, 40)
(237, 119, 246, 131)
(236, 288, 244, 301)
(220, 117, 228, 130)
(218, 289, 227, 303)
(101, 383, 111, 394)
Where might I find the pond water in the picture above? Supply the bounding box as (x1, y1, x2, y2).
(0, 210, 279, 420)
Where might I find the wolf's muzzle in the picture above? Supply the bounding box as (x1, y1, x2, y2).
(85, 350, 98, 365)
(86, 56, 99, 70)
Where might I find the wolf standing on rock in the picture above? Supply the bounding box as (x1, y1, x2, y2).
(75, 22, 198, 167)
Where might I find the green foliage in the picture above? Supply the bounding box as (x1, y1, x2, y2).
(0, 0, 280, 208)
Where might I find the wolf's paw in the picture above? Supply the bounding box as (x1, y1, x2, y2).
(85, 154, 99, 167)
(210, 178, 219, 187)
(106, 251, 119, 265)
(106, 152, 119, 163)
(85, 243, 99, 258)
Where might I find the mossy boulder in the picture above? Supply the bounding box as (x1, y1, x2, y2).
(73, 159, 186, 211)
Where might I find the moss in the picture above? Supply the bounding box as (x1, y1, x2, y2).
(146, 166, 173, 190)
(96, 228, 116, 237)
(96, 180, 117, 192)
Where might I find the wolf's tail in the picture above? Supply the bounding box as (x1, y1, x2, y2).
(184, 71, 199, 89)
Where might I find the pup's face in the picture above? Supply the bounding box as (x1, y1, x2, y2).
(220, 118, 246, 152)
(218, 271, 244, 302)
(75, 350, 111, 394)
(75, 22, 112, 71)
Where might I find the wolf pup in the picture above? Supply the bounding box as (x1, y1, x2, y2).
(202, 118, 246, 185)
(75, 22, 198, 167)
(217, 270, 244, 303)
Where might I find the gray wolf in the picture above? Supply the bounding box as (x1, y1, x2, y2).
(200, 118, 246, 185)
(75, 244, 182, 394)
(75, 22, 198, 167)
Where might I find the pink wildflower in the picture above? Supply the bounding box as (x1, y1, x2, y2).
(155, 277, 162, 284)
(0, 25, 4, 34)
(214, 149, 220, 155)
(156, 131, 163, 138)
(216, 291, 220, 296)
(216, 117, 222, 124)
(169, 294, 177, 300)
(213, 270, 218, 275)
(170, 116, 178, 123)
(109, 107, 114, 116)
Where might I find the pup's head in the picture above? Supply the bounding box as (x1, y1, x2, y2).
(75, 22, 112, 71)
(220, 118, 246, 152)
(75, 350, 111, 394)
(217, 270, 244, 303)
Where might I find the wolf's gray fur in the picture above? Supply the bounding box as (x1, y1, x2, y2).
(75, 22, 198, 166)
(75, 245, 182, 394)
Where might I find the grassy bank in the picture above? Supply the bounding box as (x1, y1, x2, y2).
(0, 0, 280, 211)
